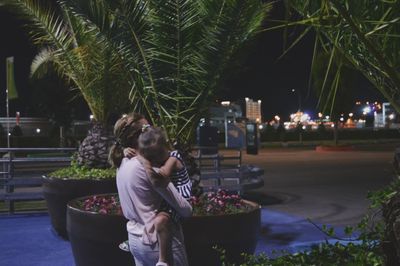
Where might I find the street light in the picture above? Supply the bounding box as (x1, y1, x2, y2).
(291, 89, 302, 111)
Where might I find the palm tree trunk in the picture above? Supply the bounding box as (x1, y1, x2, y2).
(383, 193, 400, 265)
(77, 123, 115, 169)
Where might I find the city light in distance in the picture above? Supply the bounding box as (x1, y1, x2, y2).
(363, 106, 371, 114)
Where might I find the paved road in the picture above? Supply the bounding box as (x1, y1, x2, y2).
(241, 143, 397, 227)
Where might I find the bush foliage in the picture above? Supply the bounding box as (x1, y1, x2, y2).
(49, 155, 115, 180)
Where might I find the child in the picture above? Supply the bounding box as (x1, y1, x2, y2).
(120, 126, 192, 266)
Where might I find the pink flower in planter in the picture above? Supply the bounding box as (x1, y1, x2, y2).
(189, 190, 250, 216)
(76, 190, 252, 217)
(77, 194, 122, 215)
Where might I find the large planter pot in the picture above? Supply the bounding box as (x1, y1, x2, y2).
(182, 200, 261, 266)
(67, 195, 134, 266)
(42, 176, 117, 238)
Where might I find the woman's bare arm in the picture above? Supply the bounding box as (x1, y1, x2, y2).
(137, 155, 192, 217)
(155, 183, 192, 217)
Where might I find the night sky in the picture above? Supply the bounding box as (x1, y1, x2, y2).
(0, 2, 385, 122)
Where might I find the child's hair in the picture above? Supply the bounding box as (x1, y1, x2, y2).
(108, 112, 145, 168)
(138, 127, 169, 163)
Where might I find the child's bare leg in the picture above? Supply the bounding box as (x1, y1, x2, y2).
(154, 212, 172, 265)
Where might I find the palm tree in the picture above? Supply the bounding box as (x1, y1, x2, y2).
(2, 0, 135, 168)
(2, 0, 270, 167)
(109, 0, 271, 146)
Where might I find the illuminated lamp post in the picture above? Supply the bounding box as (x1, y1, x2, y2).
(291, 89, 302, 111)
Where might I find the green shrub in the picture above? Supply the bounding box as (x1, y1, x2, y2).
(49, 165, 115, 180)
(49, 155, 115, 180)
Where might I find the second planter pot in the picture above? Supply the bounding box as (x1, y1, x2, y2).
(42, 176, 117, 238)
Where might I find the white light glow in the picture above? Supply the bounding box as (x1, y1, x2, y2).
(349, 113, 353, 117)
(363, 106, 371, 114)
(389, 114, 395, 120)
(36, 128, 41, 134)
(300, 113, 310, 122)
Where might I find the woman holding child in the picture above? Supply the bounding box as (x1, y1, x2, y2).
(109, 113, 192, 266)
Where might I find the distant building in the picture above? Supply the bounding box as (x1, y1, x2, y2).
(380, 102, 399, 128)
(0, 117, 52, 136)
(0, 117, 91, 137)
(245, 97, 262, 123)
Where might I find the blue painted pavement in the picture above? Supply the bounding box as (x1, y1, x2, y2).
(0, 209, 358, 265)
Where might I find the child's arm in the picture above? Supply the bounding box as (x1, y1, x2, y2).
(157, 157, 179, 178)
(123, 147, 137, 158)
(137, 155, 170, 187)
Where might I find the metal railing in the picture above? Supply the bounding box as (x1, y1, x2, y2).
(0, 148, 76, 213)
(191, 146, 263, 193)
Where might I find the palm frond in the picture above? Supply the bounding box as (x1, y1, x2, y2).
(284, 0, 400, 113)
(4, 0, 269, 145)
